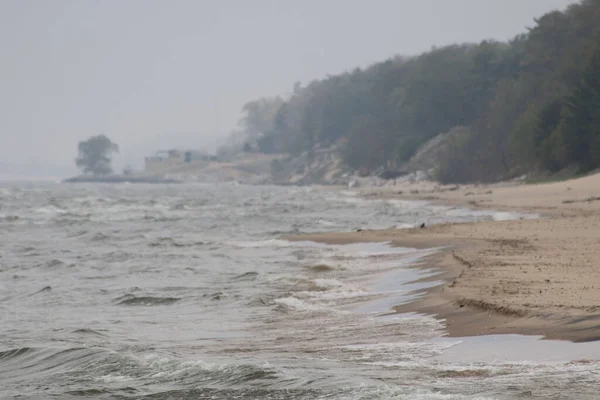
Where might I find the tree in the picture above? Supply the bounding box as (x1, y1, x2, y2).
(560, 39, 600, 171)
(233, 0, 600, 182)
(238, 97, 284, 139)
(75, 135, 119, 175)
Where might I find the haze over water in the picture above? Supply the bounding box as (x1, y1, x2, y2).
(1, 182, 600, 399)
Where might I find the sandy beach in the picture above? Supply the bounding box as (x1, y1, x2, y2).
(285, 173, 600, 342)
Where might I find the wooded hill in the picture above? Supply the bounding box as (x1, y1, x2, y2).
(238, 0, 600, 183)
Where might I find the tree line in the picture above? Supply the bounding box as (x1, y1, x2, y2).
(237, 0, 600, 183)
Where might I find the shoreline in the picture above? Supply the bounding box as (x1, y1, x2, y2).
(285, 173, 600, 342)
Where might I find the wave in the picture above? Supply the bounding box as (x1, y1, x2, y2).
(272, 274, 360, 292)
(0, 346, 290, 398)
(49, 384, 512, 400)
(46, 259, 65, 267)
(114, 295, 181, 306)
(203, 291, 229, 301)
(274, 297, 333, 313)
(71, 328, 108, 336)
(232, 271, 259, 281)
(66, 229, 89, 238)
(142, 215, 185, 223)
(0, 347, 36, 361)
(148, 237, 205, 248)
(306, 263, 337, 272)
(90, 232, 112, 242)
(0, 330, 576, 400)
(29, 286, 52, 296)
(35, 205, 66, 215)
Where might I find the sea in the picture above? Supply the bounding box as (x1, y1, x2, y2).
(1, 182, 600, 399)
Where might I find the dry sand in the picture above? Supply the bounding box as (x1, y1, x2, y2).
(285, 173, 600, 342)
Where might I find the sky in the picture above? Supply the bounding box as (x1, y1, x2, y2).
(0, 0, 575, 176)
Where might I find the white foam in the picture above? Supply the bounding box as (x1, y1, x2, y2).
(274, 297, 336, 313)
(35, 206, 66, 215)
(340, 386, 498, 400)
(270, 274, 317, 285)
(491, 211, 539, 221)
(330, 242, 418, 258)
(147, 358, 223, 378)
(317, 219, 337, 227)
(394, 223, 416, 229)
(230, 239, 330, 249)
(95, 374, 133, 383)
(313, 278, 350, 289)
(274, 274, 362, 293)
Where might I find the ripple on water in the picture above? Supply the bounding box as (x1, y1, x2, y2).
(5, 183, 595, 399)
(114, 295, 181, 306)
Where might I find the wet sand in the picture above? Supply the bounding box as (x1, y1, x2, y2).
(285, 173, 600, 342)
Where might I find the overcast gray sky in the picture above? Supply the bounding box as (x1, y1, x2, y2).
(0, 0, 574, 175)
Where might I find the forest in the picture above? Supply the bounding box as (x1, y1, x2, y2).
(235, 0, 600, 183)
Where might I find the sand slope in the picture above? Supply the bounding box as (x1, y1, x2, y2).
(286, 173, 600, 342)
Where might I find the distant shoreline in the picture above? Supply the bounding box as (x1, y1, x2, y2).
(62, 175, 182, 184)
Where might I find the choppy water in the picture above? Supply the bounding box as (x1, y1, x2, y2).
(1, 182, 599, 399)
